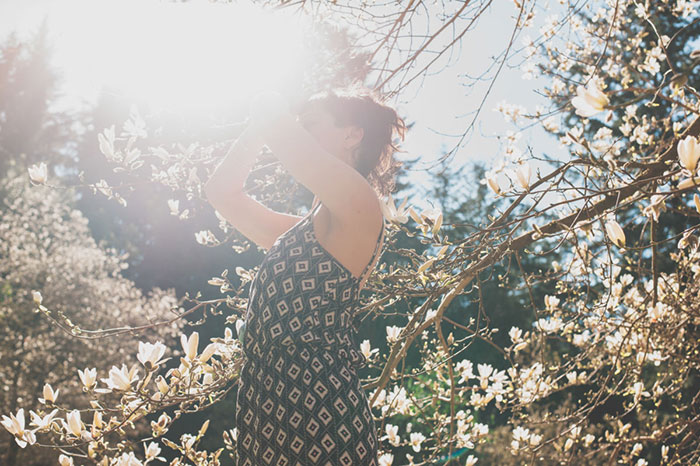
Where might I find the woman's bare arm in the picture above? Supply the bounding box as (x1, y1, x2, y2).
(203, 122, 303, 251)
(250, 111, 383, 245)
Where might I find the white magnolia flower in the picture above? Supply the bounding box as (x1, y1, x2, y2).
(38, 383, 59, 404)
(516, 163, 531, 189)
(92, 410, 103, 431)
(28, 162, 48, 185)
(509, 327, 523, 343)
(137, 341, 168, 369)
(409, 432, 426, 452)
(98, 125, 116, 160)
(583, 433, 595, 447)
(195, 230, 216, 245)
(571, 82, 609, 117)
(544, 295, 560, 310)
(383, 423, 400, 446)
(32, 290, 43, 305)
(378, 453, 394, 466)
(380, 195, 410, 224)
(564, 438, 574, 451)
(605, 219, 626, 247)
(124, 105, 148, 139)
(455, 359, 474, 383)
(485, 175, 501, 195)
(100, 364, 139, 391)
(419, 208, 443, 235)
(29, 408, 58, 432)
(386, 325, 402, 343)
(200, 342, 219, 364)
(477, 363, 493, 389)
(466, 455, 478, 466)
(115, 451, 144, 466)
(642, 194, 667, 221)
(58, 454, 74, 466)
(360, 339, 379, 360)
(145, 441, 164, 461)
(1, 408, 37, 448)
(181, 332, 200, 361)
(168, 199, 180, 216)
(78, 367, 97, 390)
(535, 317, 563, 333)
(678, 176, 700, 190)
(65, 410, 83, 437)
(678, 135, 700, 174)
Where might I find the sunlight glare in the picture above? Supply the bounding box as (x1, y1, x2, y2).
(43, 0, 306, 113)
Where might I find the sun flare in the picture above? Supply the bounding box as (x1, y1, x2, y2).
(41, 0, 307, 113)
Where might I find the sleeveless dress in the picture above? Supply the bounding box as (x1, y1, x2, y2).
(235, 201, 385, 466)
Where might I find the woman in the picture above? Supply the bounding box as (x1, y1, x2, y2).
(204, 87, 406, 465)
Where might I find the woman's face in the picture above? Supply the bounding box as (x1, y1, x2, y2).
(297, 105, 360, 167)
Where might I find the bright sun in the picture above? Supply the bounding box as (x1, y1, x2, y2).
(41, 0, 307, 114)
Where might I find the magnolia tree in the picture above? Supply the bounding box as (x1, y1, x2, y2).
(0, 169, 186, 465)
(4, 0, 700, 465)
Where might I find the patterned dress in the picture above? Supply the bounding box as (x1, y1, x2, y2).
(235, 201, 385, 466)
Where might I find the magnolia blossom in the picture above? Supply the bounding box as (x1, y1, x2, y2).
(100, 364, 139, 392)
(114, 451, 144, 466)
(78, 367, 97, 390)
(168, 199, 180, 216)
(29, 408, 58, 432)
(38, 383, 59, 404)
(195, 230, 216, 246)
(515, 163, 531, 189)
(181, 332, 200, 361)
(571, 82, 609, 117)
(1, 408, 36, 448)
(678, 135, 700, 174)
(137, 341, 168, 369)
(455, 359, 475, 383)
(379, 453, 394, 466)
(28, 162, 48, 185)
(386, 325, 402, 343)
(678, 176, 700, 190)
(466, 455, 478, 466)
(380, 195, 410, 224)
(605, 219, 626, 247)
(485, 175, 501, 195)
(544, 295, 560, 310)
(65, 410, 83, 437)
(409, 432, 426, 452)
(360, 339, 379, 360)
(642, 194, 667, 221)
(384, 423, 400, 446)
(59, 454, 74, 466)
(419, 208, 443, 236)
(477, 363, 493, 389)
(98, 125, 116, 160)
(145, 441, 165, 462)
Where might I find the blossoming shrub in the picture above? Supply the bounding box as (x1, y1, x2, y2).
(0, 171, 184, 465)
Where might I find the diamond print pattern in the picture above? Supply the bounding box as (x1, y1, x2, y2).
(236, 202, 385, 465)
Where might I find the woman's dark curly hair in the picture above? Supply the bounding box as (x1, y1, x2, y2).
(296, 86, 407, 197)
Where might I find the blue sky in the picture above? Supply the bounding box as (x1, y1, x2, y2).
(1, 0, 563, 210)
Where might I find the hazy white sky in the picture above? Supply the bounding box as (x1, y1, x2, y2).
(0, 0, 561, 207)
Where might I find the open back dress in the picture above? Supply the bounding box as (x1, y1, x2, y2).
(235, 201, 385, 466)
